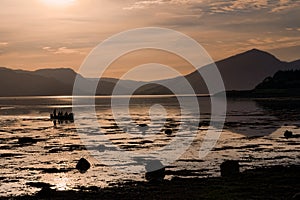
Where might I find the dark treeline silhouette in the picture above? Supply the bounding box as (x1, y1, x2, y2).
(225, 69, 300, 98)
(255, 70, 300, 90)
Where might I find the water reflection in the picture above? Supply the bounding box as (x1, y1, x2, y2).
(0, 96, 299, 196)
(53, 175, 70, 191)
(255, 98, 300, 127)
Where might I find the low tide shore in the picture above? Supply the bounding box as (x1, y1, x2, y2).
(6, 165, 300, 200)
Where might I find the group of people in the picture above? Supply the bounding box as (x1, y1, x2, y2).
(50, 109, 74, 125)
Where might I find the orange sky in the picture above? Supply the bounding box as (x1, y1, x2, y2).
(0, 0, 299, 79)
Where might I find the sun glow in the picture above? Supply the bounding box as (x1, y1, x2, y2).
(41, 0, 76, 7)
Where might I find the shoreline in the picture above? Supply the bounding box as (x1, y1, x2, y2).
(6, 164, 300, 200)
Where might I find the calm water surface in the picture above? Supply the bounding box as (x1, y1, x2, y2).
(0, 96, 299, 196)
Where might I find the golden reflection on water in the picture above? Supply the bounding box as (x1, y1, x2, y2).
(0, 96, 300, 196)
(53, 174, 70, 191)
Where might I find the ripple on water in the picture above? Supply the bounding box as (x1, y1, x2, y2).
(1, 97, 300, 197)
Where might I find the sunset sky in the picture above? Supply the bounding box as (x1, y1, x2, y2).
(0, 0, 299, 78)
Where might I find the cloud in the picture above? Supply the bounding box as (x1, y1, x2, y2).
(245, 36, 300, 51)
(123, 0, 166, 10)
(42, 46, 53, 51)
(0, 42, 8, 46)
(0, 42, 8, 55)
(124, 0, 299, 15)
(42, 46, 81, 54)
(209, 0, 268, 13)
(54, 47, 79, 54)
(284, 27, 300, 32)
(123, 0, 198, 10)
(125, 0, 270, 13)
(248, 38, 272, 45)
(270, 0, 300, 13)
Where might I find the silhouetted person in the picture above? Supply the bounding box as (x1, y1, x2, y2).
(64, 112, 69, 120)
(69, 113, 74, 121)
(53, 109, 57, 118)
(58, 111, 62, 119)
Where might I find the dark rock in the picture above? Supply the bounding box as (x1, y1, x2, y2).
(76, 158, 91, 173)
(199, 121, 210, 127)
(164, 129, 172, 135)
(138, 124, 149, 134)
(27, 182, 55, 198)
(37, 186, 54, 198)
(18, 137, 37, 145)
(26, 182, 53, 188)
(284, 130, 293, 138)
(42, 168, 71, 173)
(97, 144, 106, 152)
(145, 160, 165, 182)
(220, 160, 240, 177)
(138, 124, 148, 127)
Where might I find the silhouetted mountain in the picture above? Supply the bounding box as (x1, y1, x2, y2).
(214, 49, 290, 90)
(0, 67, 72, 96)
(102, 78, 148, 90)
(34, 68, 80, 85)
(142, 49, 300, 95)
(289, 59, 300, 68)
(1, 49, 299, 96)
(0, 67, 129, 96)
(35, 68, 140, 95)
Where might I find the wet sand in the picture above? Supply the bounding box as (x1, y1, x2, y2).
(8, 165, 300, 200)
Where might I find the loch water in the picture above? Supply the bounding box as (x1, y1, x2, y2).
(0, 96, 299, 196)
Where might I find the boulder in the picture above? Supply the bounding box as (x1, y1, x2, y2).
(220, 160, 240, 177)
(76, 158, 91, 173)
(284, 130, 293, 138)
(145, 160, 165, 182)
(164, 129, 172, 135)
(18, 137, 37, 145)
(139, 124, 148, 128)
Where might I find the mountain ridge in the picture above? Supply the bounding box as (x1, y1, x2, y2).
(0, 49, 299, 96)
(141, 48, 299, 95)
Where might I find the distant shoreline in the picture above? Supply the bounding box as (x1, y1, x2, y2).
(0, 94, 211, 99)
(2, 92, 300, 99)
(222, 89, 300, 98)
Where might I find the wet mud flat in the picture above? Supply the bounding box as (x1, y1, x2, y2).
(8, 165, 300, 200)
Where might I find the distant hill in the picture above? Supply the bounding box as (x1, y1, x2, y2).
(0, 49, 300, 96)
(141, 49, 300, 95)
(0, 67, 129, 96)
(34, 68, 79, 85)
(289, 59, 300, 68)
(0, 67, 72, 96)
